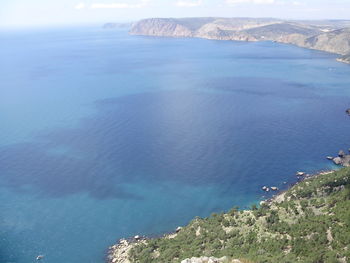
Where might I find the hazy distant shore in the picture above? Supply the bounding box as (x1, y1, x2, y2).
(125, 17, 350, 64)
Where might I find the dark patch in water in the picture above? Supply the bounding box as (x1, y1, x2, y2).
(0, 83, 349, 200)
(202, 77, 319, 99)
(0, 142, 141, 200)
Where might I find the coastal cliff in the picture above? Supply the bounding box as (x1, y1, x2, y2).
(337, 54, 350, 64)
(108, 167, 350, 262)
(129, 18, 350, 63)
(304, 27, 350, 55)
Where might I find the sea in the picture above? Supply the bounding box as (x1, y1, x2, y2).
(0, 26, 350, 263)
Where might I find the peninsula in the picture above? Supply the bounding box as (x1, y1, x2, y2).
(129, 18, 350, 63)
(107, 166, 350, 262)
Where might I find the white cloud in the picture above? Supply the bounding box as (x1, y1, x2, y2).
(226, 0, 275, 5)
(75, 2, 86, 9)
(175, 0, 202, 7)
(90, 0, 150, 9)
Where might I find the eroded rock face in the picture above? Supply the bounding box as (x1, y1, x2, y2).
(333, 157, 343, 165)
(333, 155, 350, 167)
(107, 239, 137, 263)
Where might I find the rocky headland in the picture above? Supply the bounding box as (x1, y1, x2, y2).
(129, 17, 350, 63)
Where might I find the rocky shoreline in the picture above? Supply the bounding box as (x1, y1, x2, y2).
(337, 54, 350, 64)
(107, 239, 244, 263)
(106, 230, 183, 262)
(329, 150, 350, 166)
(107, 237, 142, 263)
(107, 123, 350, 262)
(106, 164, 347, 263)
(263, 169, 335, 207)
(337, 58, 350, 64)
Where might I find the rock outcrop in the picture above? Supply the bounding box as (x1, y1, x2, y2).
(107, 239, 138, 263)
(129, 18, 350, 62)
(331, 150, 350, 166)
(337, 56, 350, 64)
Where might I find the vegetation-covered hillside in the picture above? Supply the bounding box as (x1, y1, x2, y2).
(117, 167, 350, 263)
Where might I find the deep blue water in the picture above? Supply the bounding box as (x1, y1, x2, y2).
(0, 26, 350, 263)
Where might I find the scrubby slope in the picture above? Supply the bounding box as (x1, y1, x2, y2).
(114, 168, 350, 263)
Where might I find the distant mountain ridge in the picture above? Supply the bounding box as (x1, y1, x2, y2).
(129, 17, 350, 63)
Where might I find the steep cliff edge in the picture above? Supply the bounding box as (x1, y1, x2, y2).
(304, 28, 350, 55)
(129, 18, 350, 62)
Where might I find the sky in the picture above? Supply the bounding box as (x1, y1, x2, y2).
(1, 0, 350, 28)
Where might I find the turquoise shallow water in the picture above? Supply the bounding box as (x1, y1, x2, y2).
(0, 27, 350, 263)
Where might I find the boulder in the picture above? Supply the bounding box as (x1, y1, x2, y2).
(338, 150, 346, 157)
(333, 157, 342, 165)
(342, 155, 350, 166)
(271, 187, 279, 191)
(346, 108, 350, 115)
(296, 171, 305, 176)
(36, 255, 44, 261)
(260, 201, 266, 206)
(176, 227, 182, 233)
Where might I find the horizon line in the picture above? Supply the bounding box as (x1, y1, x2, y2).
(1, 15, 350, 30)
